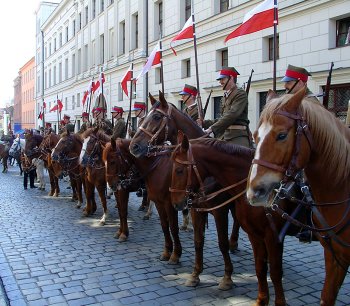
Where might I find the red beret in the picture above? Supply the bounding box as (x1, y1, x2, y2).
(111, 106, 124, 113)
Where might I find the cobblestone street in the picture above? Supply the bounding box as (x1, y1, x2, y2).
(0, 166, 349, 306)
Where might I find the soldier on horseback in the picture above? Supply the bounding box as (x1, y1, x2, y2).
(92, 95, 113, 135)
(111, 106, 126, 139)
(78, 112, 91, 134)
(62, 114, 75, 133)
(179, 84, 199, 121)
(128, 102, 146, 137)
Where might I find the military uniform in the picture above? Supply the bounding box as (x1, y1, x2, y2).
(112, 118, 126, 139)
(93, 118, 113, 135)
(180, 84, 199, 122)
(184, 104, 199, 121)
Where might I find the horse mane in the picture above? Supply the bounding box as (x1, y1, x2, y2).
(61, 131, 83, 144)
(191, 137, 255, 158)
(260, 95, 350, 184)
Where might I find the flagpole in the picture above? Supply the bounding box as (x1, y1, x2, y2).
(88, 78, 94, 123)
(191, 8, 204, 121)
(56, 94, 59, 132)
(125, 62, 134, 135)
(159, 27, 165, 93)
(42, 99, 45, 128)
(273, 0, 278, 92)
(101, 72, 106, 119)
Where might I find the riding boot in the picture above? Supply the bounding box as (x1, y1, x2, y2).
(29, 169, 37, 188)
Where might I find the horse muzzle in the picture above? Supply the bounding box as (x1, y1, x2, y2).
(129, 142, 147, 158)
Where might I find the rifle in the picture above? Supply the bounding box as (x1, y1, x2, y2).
(245, 69, 254, 96)
(203, 89, 213, 117)
(322, 62, 334, 109)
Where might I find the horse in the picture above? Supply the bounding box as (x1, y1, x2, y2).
(9, 138, 24, 175)
(0, 142, 9, 173)
(129, 92, 241, 289)
(51, 130, 85, 208)
(246, 87, 350, 306)
(24, 131, 61, 197)
(169, 133, 311, 305)
(79, 127, 110, 224)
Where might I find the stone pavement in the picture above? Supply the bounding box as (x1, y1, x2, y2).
(0, 166, 349, 306)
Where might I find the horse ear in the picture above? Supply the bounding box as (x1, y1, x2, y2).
(149, 93, 156, 106)
(266, 89, 278, 102)
(180, 134, 189, 152)
(159, 90, 167, 108)
(111, 137, 116, 149)
(177, 130, 184, 144)
(284, 85, 307, 113)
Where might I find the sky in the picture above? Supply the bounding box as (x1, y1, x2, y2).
(0, 0, 60, 108)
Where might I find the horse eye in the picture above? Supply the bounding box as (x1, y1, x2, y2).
(153, 114, 162, 121)
(175, 167, 184, 175)
(276, 132, 288, 141)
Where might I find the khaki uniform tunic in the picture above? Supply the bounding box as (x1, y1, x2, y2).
(112, 118, 127, 139)
(184, 104, 199, 121)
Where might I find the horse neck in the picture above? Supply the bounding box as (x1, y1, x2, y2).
(172, 109, 204, 140)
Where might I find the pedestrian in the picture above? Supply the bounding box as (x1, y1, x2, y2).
(179, 84, 199, 121)
(198, 67, 252, 148)
(282, 64, 319, 103)
(21, 153, 37, 190)
(111, 106, 126, 139)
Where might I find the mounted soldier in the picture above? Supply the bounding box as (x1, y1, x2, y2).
(128, 102, 146, 138)
(92, 94, 113, 135)
(111, 106, 126, 139)
(78, 112, 91, 134)
(44, 122, 53, 136)
(282, 64, 319, 104)
(179, 84, 199, 121)
(199, 67, 252, 148)
(62, 114, 75, 133)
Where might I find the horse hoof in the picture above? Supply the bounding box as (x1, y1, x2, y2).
(114, 231, 121, 239)
(118, 234, 128, 242)
(76, 203, 82, 209)
(143, 215, 150, 220)
(185, 276, 200, 287)
(48, 192, 54, 196)
(99, 220, 106, 226)
(218, 277, 233, 290)
(159, 254, 171, 261)
(138, 205, 146, 211)
(168, 254, 180, 265)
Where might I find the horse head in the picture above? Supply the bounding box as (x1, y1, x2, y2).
(24, 133, 43, 158)
(52, 131, 82, 166)
(246, 86, 311, 206)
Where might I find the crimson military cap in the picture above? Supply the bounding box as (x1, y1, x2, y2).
(281, 65, 311, 82)
(63, 114, 70, 120)
(82, 112, 89, 117)
(45, 122, 52, 128)
(179, 84, 198, 96)
(132, 102, 146, 111)
(216, 67, 240, 80)
(111, 106, 124, 114)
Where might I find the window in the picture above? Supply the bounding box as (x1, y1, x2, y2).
(100, 0, 104, 13)
(92, 0, 96, 19)
(220, 0, 229, 13)
(84, 44, 88, 71)
(65, 97, 68, 111)
(49, 43, 51, 56)
(182, 59, 191, 78)
(158, 2, 163, 36)
(77, 49, 81, 74)
(72, 19, 76, 36)
(45, 71, 47, 89)
(72, 53, 76, 76)
(132, 14, 138, 49)
(268, 36, 279, 60)
(336, 17, 350, 47)
(259, 90, 285, 114)
(53, 66, 57, 85)
(59, 62, 62, 83)
(100, 34, 104, 64)
(49, 69, 51, 87)
(45, 46, 47, 59)
(221, 49, 228, 67)
(109, 29, 115, 59)
(72, 95, 75, 110)
(65, 58, 69, 80)
(110, 0, 114, 4)
(54, 38, 57, 52)
(155, 67, 162, 84)
(65, 26, 69, 42)
(117, 82, 123, 101)
(91, 40, 96, 66)
(185, 0, 191, 20)
(85, 6, 89, 25)
(322, 84, 350, 122)
(154, 1, 163, 38)
(59, 32, 62, 47)
(78, 13, 82, 30)
(213, 96, 222, 119)
(77, 92, 81, 107)
(119, 21, 125, 55)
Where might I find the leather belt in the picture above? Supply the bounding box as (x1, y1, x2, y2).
(227, 125, 247, 130)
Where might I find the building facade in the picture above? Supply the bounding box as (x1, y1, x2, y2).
(20, 57, 36, 131)
(13, 75, 22, 132)
(35, 0, 350, 132)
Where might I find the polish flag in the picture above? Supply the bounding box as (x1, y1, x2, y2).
(50, 99, 63, 112)
(43, 101, 46, 109)
(82, 90, 89, 106)
(225, 0, 277, 43)
(120, 64, 133, 97)
(92, 72, 105, 95)
(136, 42, 161, 82)
(170, 16, 194, 55)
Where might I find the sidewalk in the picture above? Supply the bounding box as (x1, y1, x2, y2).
(0, 165, 349, 306)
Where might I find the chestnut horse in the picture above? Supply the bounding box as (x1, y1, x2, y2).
(129, 92, 241, 289)
(79, 127, 109, 224)
(24, 131, 61, 197)
(170, 134, 308, 305)
(0, 142, 9, 173)
(247, 87, 350, 305)
(51, 131, 85, 208)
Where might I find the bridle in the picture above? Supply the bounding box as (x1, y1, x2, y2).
(138, 102, 173, 155)
(169, 143, 247, 212)
(81, 134, 106, 169)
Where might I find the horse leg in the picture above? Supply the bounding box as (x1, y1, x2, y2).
(96, 184, 108, 225)
(83, 180, 94, 216)
(53, 176, 60, 197)
(180, 208, 193, 231)
(70, 177, 78, 202)
(19, 160, 23, 176)
(185, 210, 206, 287)
(154, 202, 173, 261)
(143, 198, 152, 220)
(249, 234, 270, 306)
(47, 170, 56, 196)
(165, 199, 182, 264)
(114, 189, 129, 242)
(265, 231, 286, 306)
(212, 207, 233, 290)
(320, 248, 348, 306)
(229, 205, 240, 252)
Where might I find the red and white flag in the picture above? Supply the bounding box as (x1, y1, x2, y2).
(50, 99, 63, 112)
(43, 101, 46, 109)
(120, 64, 133, 97)
(136, 42, 161, 82)
(92, 72, 105, 96)
(170, 16, 194, 55)
(82, 91, 89, 106)
(225, 0, 277, 43)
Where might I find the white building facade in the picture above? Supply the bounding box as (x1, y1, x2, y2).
(35, 0, 350, 132)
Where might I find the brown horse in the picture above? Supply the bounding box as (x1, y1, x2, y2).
(170, 134, 308, 305)
(129, 92, 240, 289)
(247, 87, 350, 305)
(79, 127, 109, 224)
(24, 131, 61, 197)
(51, 130, 85, 208)
(0, 143, 9, 173)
